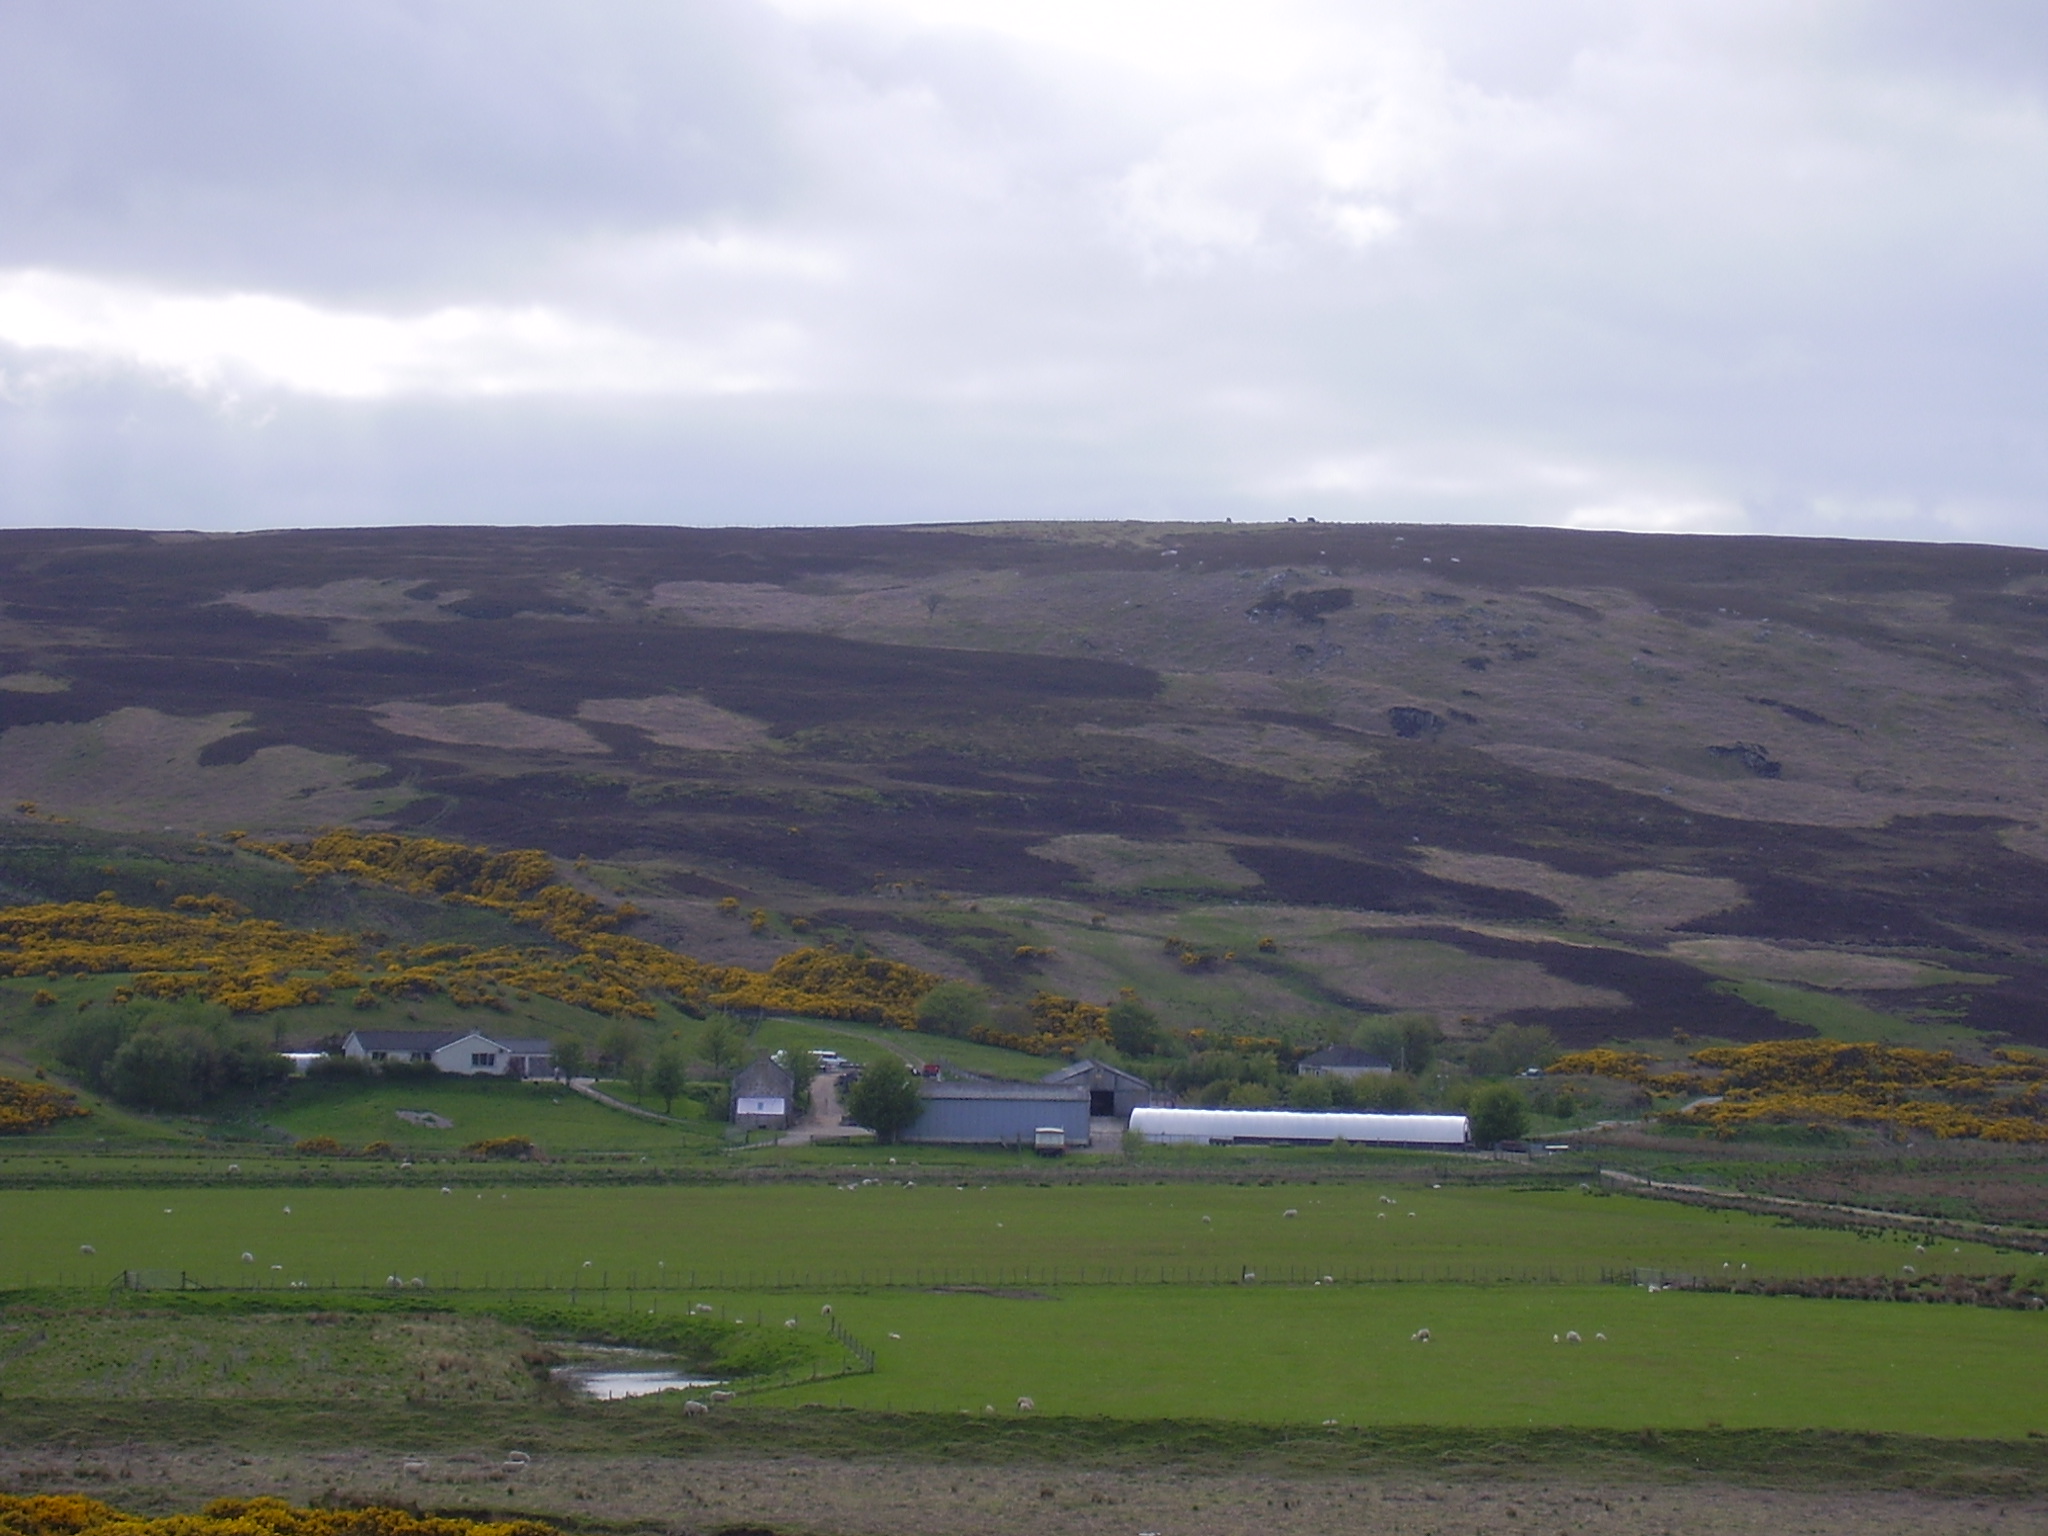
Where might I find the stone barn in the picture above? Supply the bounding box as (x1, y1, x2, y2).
(730, 1055, 797, 1131)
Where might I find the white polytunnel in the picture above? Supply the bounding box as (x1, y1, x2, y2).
(1127, 1107, 1471, 1148)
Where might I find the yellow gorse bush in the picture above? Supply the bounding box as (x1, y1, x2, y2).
(2, 829, 1125, 1040)
(1550, 1039, 2048, 1142)
(0, 1074, 89, 1134)
(0, 1494, 559, 1536)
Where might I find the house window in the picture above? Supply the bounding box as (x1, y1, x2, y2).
(410, 1051, 431, 1062)
(471, 1052, 498, 1068)
(369, 1051, 388, 1062)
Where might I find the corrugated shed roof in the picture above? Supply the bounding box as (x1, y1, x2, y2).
(921, 1080, 1088, 1101)
(1041, 1058, 1150, 1090)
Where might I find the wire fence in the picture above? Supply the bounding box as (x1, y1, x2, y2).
(77, 1261, 1683, 1294)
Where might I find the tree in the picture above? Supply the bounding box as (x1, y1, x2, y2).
(552, 1037, 587, 1081)
(914, 982, 989, 1039)
(1361, 1013, 1443, 1075)
(1106, 995, 1164, 1057)
(1465, 1023, 1557, 1079)
(698, 1014, 746, 1074)
(598, 1020, 644, 1077)
(1467, 1083, 1529, 1149)
(784, 1049, 819, 1117)
(649, 1044, 687, 1115)
(844, 1057, 924, 1144)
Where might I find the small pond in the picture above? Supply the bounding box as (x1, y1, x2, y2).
(549, 1344, 724, 1401)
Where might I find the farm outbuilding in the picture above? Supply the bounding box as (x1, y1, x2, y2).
(1296, 1045, 1394, 1079)
(1128, 1106, 1469, 1148)
(730, 1056, 797, 1130)
(901, 1079, 1091, 1148)
(1039, 1058, 1151, 1119)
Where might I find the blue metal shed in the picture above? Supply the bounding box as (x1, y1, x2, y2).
(902, 1080, 1091, 1147)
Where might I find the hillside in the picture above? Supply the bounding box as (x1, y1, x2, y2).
(4, 521, 2048, 1058)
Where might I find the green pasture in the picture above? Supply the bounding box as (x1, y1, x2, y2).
(3, 1182, 2015, 1291)
(237, 1072, 718, 1154)
(746, 1282, 2048, 1437)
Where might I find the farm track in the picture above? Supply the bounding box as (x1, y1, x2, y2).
(3, 1427, 2047, 1532)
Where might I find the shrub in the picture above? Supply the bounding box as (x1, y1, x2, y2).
(0, 1075, 89, 1134)
(465, 1134, 536, 1160)
(293, 1135, 351, 1157)
(915, 980, 990, 1039)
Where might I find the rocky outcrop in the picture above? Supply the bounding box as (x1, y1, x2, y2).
(1709, 741, 1781, 778)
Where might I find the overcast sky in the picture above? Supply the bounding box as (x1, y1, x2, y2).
(2, 1, 2044, 543)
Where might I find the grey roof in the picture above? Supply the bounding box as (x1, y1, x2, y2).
(921, 1080, 1088, 1101)
(493, 1038, 554, 1055)
(1299, 1044, 1394, 1070)
(347, 1028, 464, 1052)
(732, 1056, 795, 1096)
(1041, 1058, 1150, 1090)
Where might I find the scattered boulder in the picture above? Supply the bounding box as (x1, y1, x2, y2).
(1709, 741, 1781, 778)
(1387, 707, 1445, 740)
(1247, 587, 1355, 625)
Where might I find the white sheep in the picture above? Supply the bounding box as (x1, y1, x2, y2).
(820, 1304, 834, 1317)
(1411, 1328, 1431, 1343)
(1594, 1332, 1607, 1341)
(684, 1400, 710, 1416)
(282, 1206, 291, 1215)
(1380, 1195, 1397, 1204)
(79, 1244, 95, 1255)
(784, 1318, 798, 1329)
(692, 1303, 715, 1314)
(1902, 1264, 1917, 1275)
(241, 1252, 255, 1263)
(1553, 1333, 1561, 1343)
(1016, 1396, 1035, 1411)
(888, 1332, 902, 1340)
(505, 1451, 532, 1466)
(270, 1264, 283, 1271)
(403, 1460, 426, 1474)
(1565, 1330, 1582, 1344)
(709, 1390, 735, 1403)
(440, 1186, 452, 1195)
(1201, 1214, 1212, 1223)
(1283, 1208, 1298, 1218)
(227, 1164, 240, 1175)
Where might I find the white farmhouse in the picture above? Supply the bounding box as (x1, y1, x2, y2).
(341, 1028, 554, 1079)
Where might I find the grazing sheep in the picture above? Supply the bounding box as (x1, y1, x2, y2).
(1323, 1275, 1335, 1284)
(1915, 1244, 1927, 1253)
(1283, 1208, 1299, 1218)
(440, 1186, 452, 1195)
(1016, 1396, 1035, 1411)
(1594, 1332, 1607, 1341)
(784, 1318, 798, 1329)
(241, 1252, 255, 1263)
(402, 1461, 426, 1475)
(709, 1390, 735, 1403)
(79, 1244, 95, 1255)
(1902, 1264, 1917, 1274)
(505, 1451, 531, 1466)
(282, 1206, 291, 1215)
(820, 1304, 834, 1316)
(888, 1332, 902, 1340)
(582, 1260, 593, 1268)
(1565, 1331, 1582, 1344)
(1411, 1328, 1431, 1342)
(227, 1164, 240, 1175)
(270, 1263, 283, 1271)
(683, 1400, 710, 1416)
(1201, 1214, 1212, 1223)
(1377, 1212, 1386, 1220)
(693, 1303, 716, 1314)
(1380, 1195, 1397, 1204)
(1322, 1418, 1339, 1426)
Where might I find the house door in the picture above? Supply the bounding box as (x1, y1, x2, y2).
(1090, 1090, 1116, 1116)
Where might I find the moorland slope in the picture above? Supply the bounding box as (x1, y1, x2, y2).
(4, 521, 2047, 1055)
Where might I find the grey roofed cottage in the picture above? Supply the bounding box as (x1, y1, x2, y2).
(342, 1028, 462, 1064)
(1039, 1058, 1150, 1119)
(1297, 1044, 1395, 1078)
(901, 1078, 1090, 1148)
(730, 1055, 797, 1130)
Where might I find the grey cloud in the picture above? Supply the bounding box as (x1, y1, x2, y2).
(1, 0, 2045, 545)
